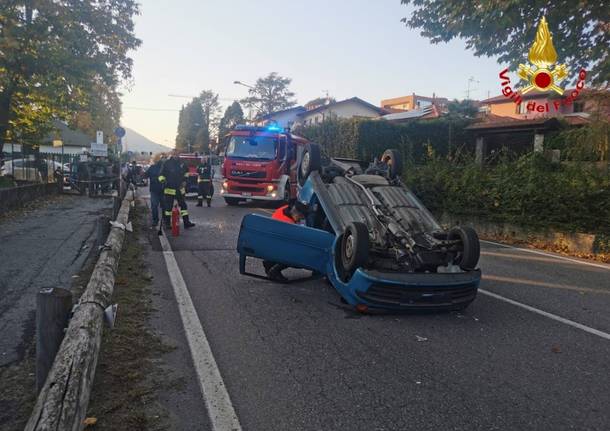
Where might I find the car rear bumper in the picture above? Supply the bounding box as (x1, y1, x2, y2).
(342, 268, 481, 311)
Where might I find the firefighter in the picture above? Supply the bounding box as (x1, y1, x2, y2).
(159, 150, 195, 229)
(196, 156, 214, 207)
(263, 201, 308, 282)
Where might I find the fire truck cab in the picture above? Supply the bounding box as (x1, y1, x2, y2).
(221, 125, 311, 205)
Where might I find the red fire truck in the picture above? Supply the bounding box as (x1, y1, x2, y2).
(220, 125, 314, 205)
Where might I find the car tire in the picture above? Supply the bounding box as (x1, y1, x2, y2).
(381, 149, 403, 179)
(340, 222, 369, 279)
(298, 143, 321, 186)
(449, 226, 480, 270)
(224, 197, 241, 206)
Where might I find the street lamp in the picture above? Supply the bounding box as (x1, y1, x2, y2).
(233, 80, 255, 90)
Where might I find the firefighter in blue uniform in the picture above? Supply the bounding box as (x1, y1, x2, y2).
(159, 150, 195, 229)
(196, 156, 214, 207)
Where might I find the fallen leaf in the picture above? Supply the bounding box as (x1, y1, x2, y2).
(551, 345, 562, 353)
(83, 417, 97, 427)
(415, 335, 428, 342)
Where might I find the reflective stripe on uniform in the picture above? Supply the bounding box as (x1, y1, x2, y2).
(184, 172, 190, 178)
(180, 210, 188, 216)
(164, 211, 172, 216)
(180, 188, 186, 194)
(198, 179, 210, 183)
(158, 175, 166, 182)
(206, 195, 212, 199)
(164, 188, 176, 195)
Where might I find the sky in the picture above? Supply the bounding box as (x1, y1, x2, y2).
(120, 0, 505, 146)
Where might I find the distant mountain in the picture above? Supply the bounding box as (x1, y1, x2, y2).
(123, 128, 172, 154)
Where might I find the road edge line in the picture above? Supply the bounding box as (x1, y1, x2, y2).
(479, 289, 610, 341)
(159, 233, 242, 431)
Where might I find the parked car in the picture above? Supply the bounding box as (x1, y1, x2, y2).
(1, 158, 70, 183)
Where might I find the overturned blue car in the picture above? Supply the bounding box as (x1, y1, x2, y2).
(237, 144, 481, 312)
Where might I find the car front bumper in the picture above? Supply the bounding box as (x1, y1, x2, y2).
(332, 268, 481, 311)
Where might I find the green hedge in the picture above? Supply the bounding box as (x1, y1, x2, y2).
(295, 117, 474, 163)
(405, 153, 610, 234)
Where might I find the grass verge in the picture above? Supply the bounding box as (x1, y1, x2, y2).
(86, 202, 176, 430)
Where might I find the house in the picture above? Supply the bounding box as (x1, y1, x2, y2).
(480, 89, 587, 119)
(381, 93, 449, 112)
(295, 97, 387, 127)
(381, 104, 443, 123)
(2, 120, 93, 156)
(257, 106, 306, 129)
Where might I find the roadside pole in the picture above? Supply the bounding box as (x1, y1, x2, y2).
(36, 288, 73, 394)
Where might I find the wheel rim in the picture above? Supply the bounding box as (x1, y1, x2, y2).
(301, 152, 310, 176)
(344, 234, 354, 261)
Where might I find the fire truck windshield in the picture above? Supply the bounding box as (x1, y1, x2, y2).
(226, 136, 277, 161)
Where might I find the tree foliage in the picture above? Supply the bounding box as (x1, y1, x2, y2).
(0, 1, 141, 143)
(218, 101, 244, 141)
(175, 91, 221, 153)
(401, 1, 609, 86)
(240, 72, 296, 118)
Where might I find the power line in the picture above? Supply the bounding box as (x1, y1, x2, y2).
(123, 106, 181, 112)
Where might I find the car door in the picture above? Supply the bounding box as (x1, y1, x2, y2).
(237, 213, 335, 275)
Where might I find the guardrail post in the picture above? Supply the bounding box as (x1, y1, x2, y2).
(96, 215, 111, 248)
(36, 288, 73, 394)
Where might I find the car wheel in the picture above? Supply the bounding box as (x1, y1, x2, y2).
(381, 149, 403, 179)
(298, 143, 321, 186)
(340, 222, 369, 279)
(449, 226, 480, 270)
(224, 197, 241, 206)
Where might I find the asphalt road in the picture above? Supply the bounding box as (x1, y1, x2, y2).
(0, 195, 112, 367)
(145, 189, 610, 431)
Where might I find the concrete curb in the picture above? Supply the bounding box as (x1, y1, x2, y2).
(439, 213, 610, 255)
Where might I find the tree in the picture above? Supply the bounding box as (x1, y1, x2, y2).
(0, 1, 141, 143)
(218, 101, 245, 140)
(400, 1, 609, 86)
(241, 72, 297, 118)
(175, 99, 204, 152)
(446, 99, 479, 119)
(196, 90, 221, 153)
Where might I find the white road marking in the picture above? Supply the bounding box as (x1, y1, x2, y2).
(479, 289, 610, 341)
(159, 233, 242, 431)
(480, 239, 610, 270)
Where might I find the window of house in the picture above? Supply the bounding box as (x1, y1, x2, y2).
(573, 101, 585, 113)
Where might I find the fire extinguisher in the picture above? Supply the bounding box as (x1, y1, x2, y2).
(171, 204, 180, 237)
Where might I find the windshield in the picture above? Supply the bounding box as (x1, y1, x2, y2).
(226, 136, 277, 161)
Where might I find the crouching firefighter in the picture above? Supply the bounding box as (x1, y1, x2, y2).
(159, 150, 195, 229)
(196, 156, 214, 207)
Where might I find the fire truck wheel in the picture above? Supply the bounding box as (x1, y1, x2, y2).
(224, 197, 241, 206)
(298, 143, 321, 186)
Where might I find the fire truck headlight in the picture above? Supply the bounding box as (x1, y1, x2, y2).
(222, 181, 228, 189)
(266, 184, 274, 192)
(271, 192, 277, 198)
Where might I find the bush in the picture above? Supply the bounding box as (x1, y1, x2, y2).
(405, 153, 610, 233)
